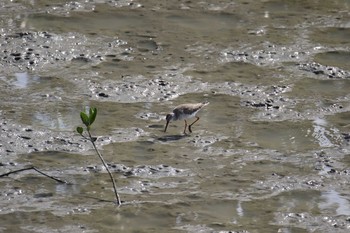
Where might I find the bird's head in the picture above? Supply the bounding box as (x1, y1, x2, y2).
(165, 113, 173, 122)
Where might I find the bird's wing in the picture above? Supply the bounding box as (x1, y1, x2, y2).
(181, 103, 204, 114)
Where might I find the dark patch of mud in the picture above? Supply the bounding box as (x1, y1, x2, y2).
(0, 118, 83, 158)
(0, 30, 125, 74)
(298, 62, 350, 79)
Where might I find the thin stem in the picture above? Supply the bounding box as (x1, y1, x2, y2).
(87, 130, 121, 206)
(0, 166, 68, 184)
(32, 167, 68, 184)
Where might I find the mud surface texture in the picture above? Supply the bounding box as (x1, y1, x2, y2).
(1, 0, 350, 232)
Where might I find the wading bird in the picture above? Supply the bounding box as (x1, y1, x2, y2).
(164, 102, 209, 134)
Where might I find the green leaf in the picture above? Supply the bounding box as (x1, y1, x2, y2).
(89, 107, 97, 125)
(76, 126, 83, 135)
(80, 112, 90, 126)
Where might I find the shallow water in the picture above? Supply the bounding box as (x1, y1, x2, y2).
(1, 0, 350, 232)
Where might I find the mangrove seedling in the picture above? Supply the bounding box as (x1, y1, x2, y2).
(77, 107, 121, 206)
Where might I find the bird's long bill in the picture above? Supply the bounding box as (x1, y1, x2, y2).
(164, 120, 170, 132)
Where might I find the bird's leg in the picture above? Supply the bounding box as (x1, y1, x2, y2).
(183, 120, 188, 134)
(188, 117, 200, 133)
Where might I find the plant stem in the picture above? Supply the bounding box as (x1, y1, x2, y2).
(87, 130, 121, 206)
(0, 166, 68, 184)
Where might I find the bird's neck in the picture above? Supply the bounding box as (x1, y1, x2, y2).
(170, 113, 178, 121)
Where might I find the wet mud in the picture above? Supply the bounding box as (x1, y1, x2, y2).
(1, 0, 350, 232)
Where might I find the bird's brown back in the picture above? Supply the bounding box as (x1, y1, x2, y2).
(173, 103, 206, 115)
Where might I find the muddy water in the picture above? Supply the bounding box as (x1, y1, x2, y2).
(1, 0, 350, 232)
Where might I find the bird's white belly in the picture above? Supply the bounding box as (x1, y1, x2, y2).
(176, 111, 197, 120)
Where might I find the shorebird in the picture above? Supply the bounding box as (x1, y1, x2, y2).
(164, 102, 209, 134)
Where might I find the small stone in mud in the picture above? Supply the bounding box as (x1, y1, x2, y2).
(252, 103, 266, 108)
(98, 92, 109, 98)
(124, 171, 133, 176)
(328, 168, 336, 174)
(313, 70, 324, 75)
(34, 192, 53, 198)
(19, 135, 31, 140)
(72, 56, 90, 62)
(10, 52, 21, 57)
(158, 80, 168, 86)
(305, 180, 321, 187)
(86, 165, 97, 170)
(342, 133, 350, 141)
